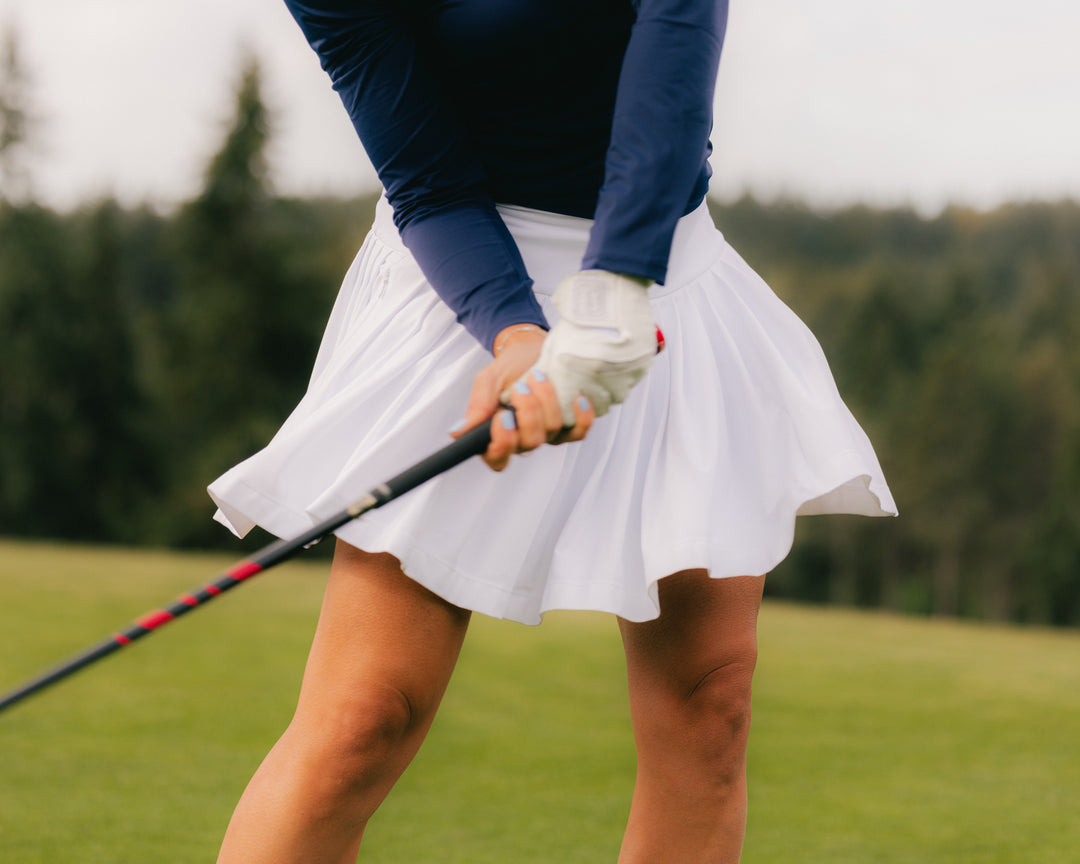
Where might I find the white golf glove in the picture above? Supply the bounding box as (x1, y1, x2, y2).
(535, 269, 657, 426)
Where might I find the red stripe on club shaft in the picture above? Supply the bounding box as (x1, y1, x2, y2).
(136, 609, 175, 631)
(114, 633, 131, 645)
(227, 561, 263, 581)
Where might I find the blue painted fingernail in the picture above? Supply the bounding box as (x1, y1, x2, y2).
(500, 410, 517, 430)
(577, 396, 590, 412)
(449, 419, 466, 433)
(532, 369, 547, 383)
(514, 380, 531, 395)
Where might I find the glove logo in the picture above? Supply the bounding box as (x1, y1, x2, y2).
(570, 276, 611, 324)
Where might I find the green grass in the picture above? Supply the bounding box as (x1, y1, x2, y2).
(0, 539, 1078, 863)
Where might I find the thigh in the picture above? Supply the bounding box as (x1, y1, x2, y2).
(618, 571, 765, 694)
(293, 540, 472, 727)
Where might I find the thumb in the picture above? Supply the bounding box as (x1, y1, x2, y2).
(453, 365, 502, 437)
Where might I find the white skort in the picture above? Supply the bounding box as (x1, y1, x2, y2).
(209, 196, 896, 624)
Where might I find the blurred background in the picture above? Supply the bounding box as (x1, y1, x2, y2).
(1, 0, 1079, 626)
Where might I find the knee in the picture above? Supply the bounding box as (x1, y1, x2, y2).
(687, 654, 756, 755)
(332, 682, 416, 753)
(290, 682, 418, 793)
(638, 647, 757, 786)
(678, 656, 757, 794)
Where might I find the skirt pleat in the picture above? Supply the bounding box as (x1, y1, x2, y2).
(209, 196, 896, 624)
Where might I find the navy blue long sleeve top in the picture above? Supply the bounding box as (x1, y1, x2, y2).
(284, 0, 728, 350)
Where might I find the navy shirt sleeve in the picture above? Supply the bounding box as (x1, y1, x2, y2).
(283, 0, 548, 351)
(583, 0, 728, 283)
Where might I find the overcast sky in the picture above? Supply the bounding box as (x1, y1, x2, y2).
(2, 0, 1078, 214)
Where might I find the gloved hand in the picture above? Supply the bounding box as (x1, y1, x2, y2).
(533, 269, 656, 426)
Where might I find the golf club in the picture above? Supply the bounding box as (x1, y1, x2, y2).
(1, 327, 665, 715)
(0, 420, 495, 715)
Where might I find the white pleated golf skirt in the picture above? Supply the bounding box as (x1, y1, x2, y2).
(209, 196, 896, 624)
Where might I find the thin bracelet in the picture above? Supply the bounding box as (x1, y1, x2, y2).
(493, 324, 546, 356)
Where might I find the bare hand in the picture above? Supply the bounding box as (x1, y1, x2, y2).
(451, 325, 594, 471)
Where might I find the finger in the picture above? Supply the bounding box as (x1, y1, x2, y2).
(525, 369, 566, 440)
(547, 394, 595, 445)
(508, 379, 547, 452)
(453, 365, 500, 438)
(579, 381, 613, 419)
(562, 394, 595, 443)
(482, 408, 517, 471)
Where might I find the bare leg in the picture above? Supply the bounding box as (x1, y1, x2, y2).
(217, 541, 471, 864)
(617, 571, 765, 864)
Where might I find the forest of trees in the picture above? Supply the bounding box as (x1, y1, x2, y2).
(2, 47, 1079, 626)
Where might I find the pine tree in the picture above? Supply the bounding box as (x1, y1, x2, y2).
(0, 23, 32, 202)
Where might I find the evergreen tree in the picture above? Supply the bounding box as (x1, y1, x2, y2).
(156, 54, 337, 546)
(0, 200, 151, 539)
(0, 23, 33, 202)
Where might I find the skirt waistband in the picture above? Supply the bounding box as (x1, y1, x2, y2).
(371, 194, 726, 298)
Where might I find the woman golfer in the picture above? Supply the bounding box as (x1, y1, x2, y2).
(209, 0, 896, 861)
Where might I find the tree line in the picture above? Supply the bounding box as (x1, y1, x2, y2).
(713, 196, 1080, 626)
(2, 52, 1078, 626)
